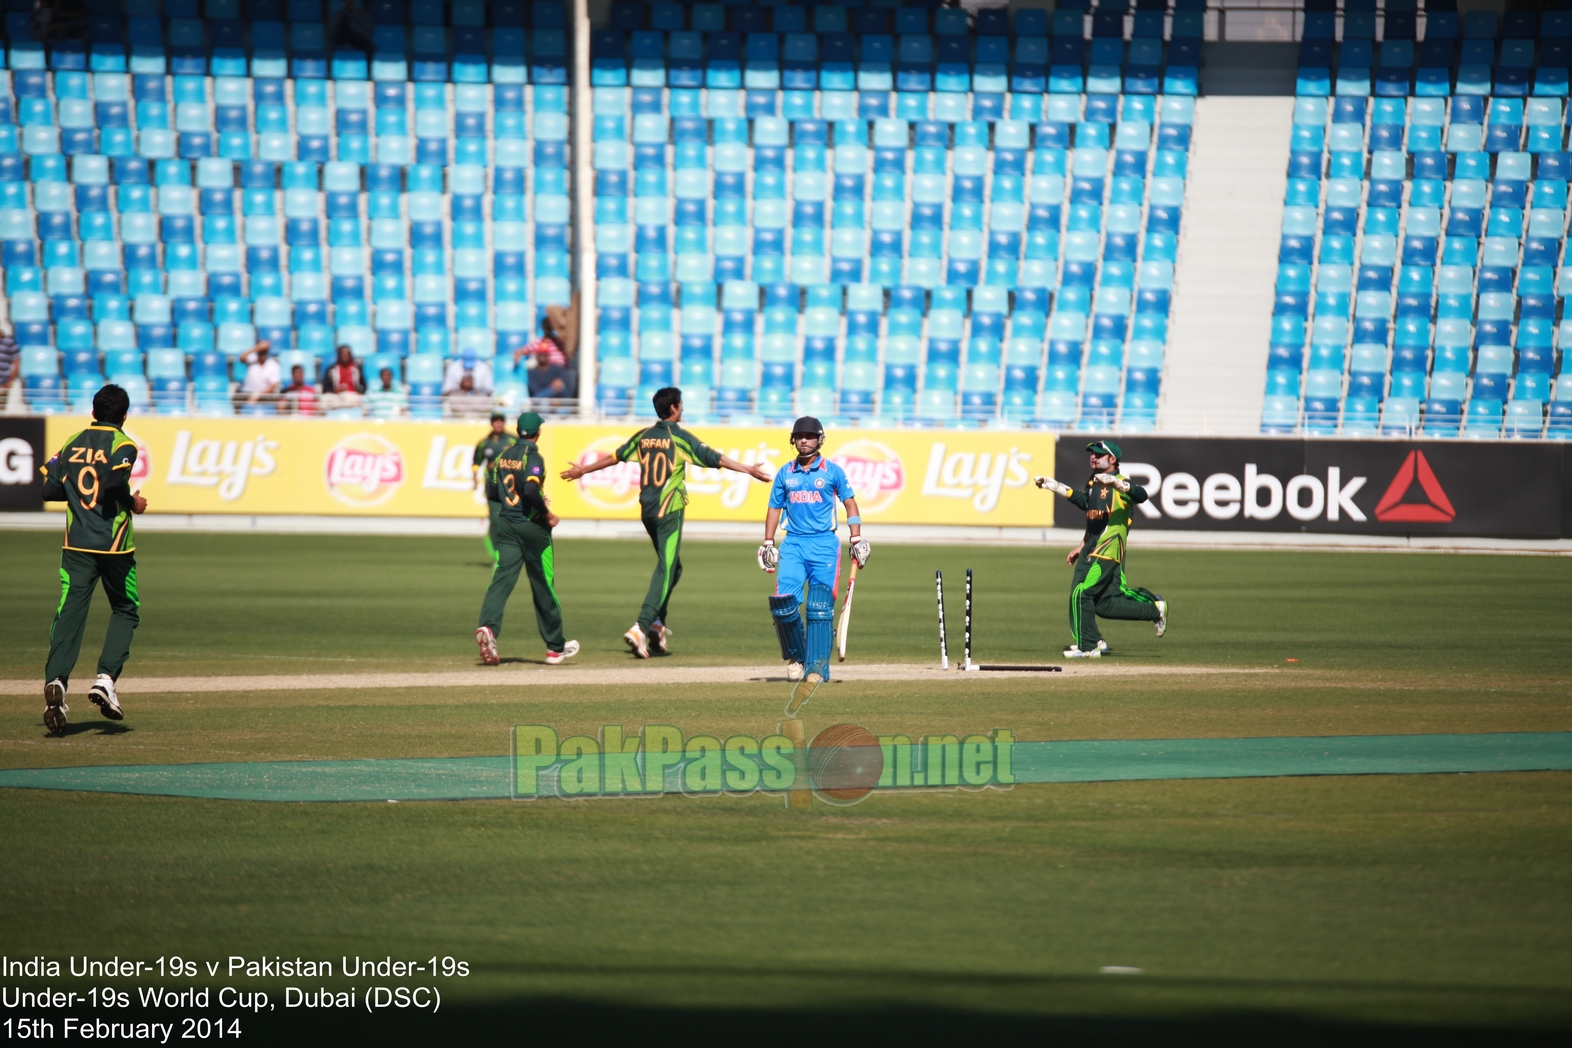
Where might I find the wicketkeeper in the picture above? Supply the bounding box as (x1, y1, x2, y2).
(758, 417, 869, 687)
(475, 411, 580, 666)
(40, 384, 146, 731)
(1036, 439, 1166, 658)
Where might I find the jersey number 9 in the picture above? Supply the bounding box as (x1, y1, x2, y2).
(77, 465, 101, 511)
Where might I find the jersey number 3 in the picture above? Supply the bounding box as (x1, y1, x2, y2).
(501, 474, 521, 507)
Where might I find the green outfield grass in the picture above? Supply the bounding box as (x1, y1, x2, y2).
(0, 533, 1569, 1042)
(2, 531, 1571, 678)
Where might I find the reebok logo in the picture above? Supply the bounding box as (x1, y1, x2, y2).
(1058, 438, 1566, 538)
(1373, 450, 1456, 523)
(1122, 463, 1367, 523)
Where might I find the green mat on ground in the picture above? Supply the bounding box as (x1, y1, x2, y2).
(0, 732, 1567, 802)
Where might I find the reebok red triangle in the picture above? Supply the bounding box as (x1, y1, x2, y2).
(1374, 450, 1457, 523)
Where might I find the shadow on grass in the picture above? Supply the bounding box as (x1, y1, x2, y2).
(224, 998, 1572, 1046)
(46, 722, 133, 739)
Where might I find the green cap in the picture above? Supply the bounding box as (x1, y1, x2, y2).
(1086, 440, 1121, 459)
(489, 409, 507, 421)
(516, 410, 545, 437)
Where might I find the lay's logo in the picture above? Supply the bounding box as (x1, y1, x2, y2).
(122, 430, 152, 486)
(572, 434, 642, 511)
(325, 433, 406, 507)
(831, 441, 905, 515)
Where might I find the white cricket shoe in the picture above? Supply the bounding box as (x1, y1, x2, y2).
(1063, 646, 1103, 658)
(624, 623, 649, 659)
(88, 674, 123, 720)
(649, 622, 672, 655)
(1155, 598, 1168, 638)
(785, 660, 805, 682)
(1097, 639, 1109, 654)
(545, 640, 580, 666)
(475, 626, 500, 666)
(44, 679, 69, 733)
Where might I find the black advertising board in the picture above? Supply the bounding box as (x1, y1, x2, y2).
(0, 417, 45, 512)
(1056, 437, 1569, 539)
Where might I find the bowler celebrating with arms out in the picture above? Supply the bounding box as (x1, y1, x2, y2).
(561, 387, 770, 658)
(1036, 439, 1166, 658)
(758, 417, 870, 703)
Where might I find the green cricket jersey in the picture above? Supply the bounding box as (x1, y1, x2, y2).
(614, 419, 724, 519)
(490, 438, 551, 526)
(40, 424, 139, 554)
(1063, 473, 1150, 563)
(474, 431, 511, 492)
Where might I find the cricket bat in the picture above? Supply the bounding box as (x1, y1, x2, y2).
(837, 559, 858, 662)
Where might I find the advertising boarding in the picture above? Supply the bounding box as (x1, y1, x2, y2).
(1057, 437, 1572, 539)
(0, 417, 46, 511)
(38, 417, 1058, 528)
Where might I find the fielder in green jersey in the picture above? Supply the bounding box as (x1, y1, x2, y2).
(475, 411, 579, 667)
(39, 384, 146, 732)
(473, 410, 511, 566)
(1036, 440, 1167, 658)
(561, 386, 770, 658)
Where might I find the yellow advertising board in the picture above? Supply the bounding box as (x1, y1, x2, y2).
(43, 417, 1057, 528)
(548, 424, 1059, 527)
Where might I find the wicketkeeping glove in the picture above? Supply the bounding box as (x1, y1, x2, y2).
(1093, 472, 1131, 492)
(1035, 476, 1073, 497)
(757, 540, 779, 572)
(850, 538, 871, 567)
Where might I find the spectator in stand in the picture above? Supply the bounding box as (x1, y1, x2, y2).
(443, 349, 494, 396)
(513, 316, 578, 407)
(546, 292, 580, 362)
(321, 344, 365, 412)
(278, 364, 319, 416)
(528, 343, 574, 403)
(0, 324, 18, 407)
(365, 367, 408, 418)
(511, 314, 566, 372)
(237, 340, 281, 408)
(443, 374, 493, 418)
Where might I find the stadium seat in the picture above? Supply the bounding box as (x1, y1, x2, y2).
(0, 4, 1221, 433)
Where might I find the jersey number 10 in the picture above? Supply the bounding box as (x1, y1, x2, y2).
(639, 451, 670, 487)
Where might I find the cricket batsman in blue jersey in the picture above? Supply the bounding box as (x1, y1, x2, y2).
(758, 417, 870, 705)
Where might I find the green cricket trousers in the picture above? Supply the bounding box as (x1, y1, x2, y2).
(484, 499, 501, 565)
(637, 511, 683, 632)
(1068, 554, 1159, 651)
(478, 517, 566, 650)
(45, 550, 140, 685)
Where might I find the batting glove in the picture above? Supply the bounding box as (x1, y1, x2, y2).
(757, 540, 779, 573)
(1093, 472, 1131, 492)
(1035, 476, 1074, 497)
(850, 538, 871, 567)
